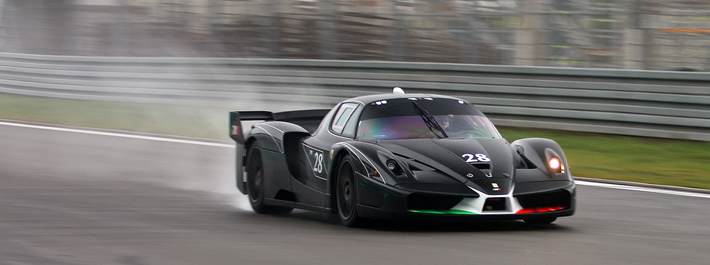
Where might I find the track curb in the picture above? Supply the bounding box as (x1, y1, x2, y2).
(575, 177, 710, 195)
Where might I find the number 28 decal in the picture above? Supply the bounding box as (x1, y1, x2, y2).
(312, 152, 324, 173)
(304, 144, 327, 178)
(462, 153, 490, 163)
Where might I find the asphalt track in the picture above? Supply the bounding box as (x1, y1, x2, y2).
(1, 121, 709, 265)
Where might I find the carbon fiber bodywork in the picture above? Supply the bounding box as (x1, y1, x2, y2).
(230, 93, 575, 225)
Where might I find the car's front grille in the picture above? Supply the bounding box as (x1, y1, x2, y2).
(407, 193, 463, 211)
(516, 189, 571, 209)
(483, 198, 506, 211)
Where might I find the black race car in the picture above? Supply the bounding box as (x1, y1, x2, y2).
(229, 89, 575, 227)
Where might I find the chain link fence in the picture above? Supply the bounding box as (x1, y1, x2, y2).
(1, 0, 709, 70)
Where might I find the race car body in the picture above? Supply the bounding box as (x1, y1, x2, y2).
(229, 90, 575, 226)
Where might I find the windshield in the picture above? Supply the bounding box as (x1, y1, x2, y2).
(356, 98, 501, 140)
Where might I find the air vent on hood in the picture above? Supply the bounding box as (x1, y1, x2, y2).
(395, 154, 434, 172)
(515, 154, 537, 169)
(470, 163, 490, 170)
(469, 163, 491, 177)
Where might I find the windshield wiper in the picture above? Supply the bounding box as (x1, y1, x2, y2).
(411, 101, 448, 138)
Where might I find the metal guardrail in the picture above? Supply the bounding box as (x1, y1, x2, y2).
(5, 0, 710, 71)
(1, 52, 709, 141)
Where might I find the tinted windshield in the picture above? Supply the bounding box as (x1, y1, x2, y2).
(356, 98, 501, 140)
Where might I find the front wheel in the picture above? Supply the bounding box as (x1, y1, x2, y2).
(336, 155, 363, 227)
(245, 142, 292, 214)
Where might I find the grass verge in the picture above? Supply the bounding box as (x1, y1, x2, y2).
(498, 127, 710, 190)
(3, 94, 709, 190)
(0, 94, 231, 140)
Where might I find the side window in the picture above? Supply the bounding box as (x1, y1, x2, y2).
(341, 106, 363, 138)
(331, 103, 358, 134)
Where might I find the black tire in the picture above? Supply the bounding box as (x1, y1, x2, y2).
(523, 217, 557, 225)
(336, 155, 363, 227)
(245, 143, 292, 215)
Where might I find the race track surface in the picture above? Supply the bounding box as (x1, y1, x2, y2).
(1, 121, 709, 265)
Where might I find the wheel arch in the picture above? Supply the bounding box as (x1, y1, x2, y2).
(239, 121, 310, 195)
(326, 141, 390, 212)
(512, 137, 571, 179)
(243, 136, 257, 164)
(327, 146, 355, 212)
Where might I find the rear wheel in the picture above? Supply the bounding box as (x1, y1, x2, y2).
(246, 143, 292, 214)
(336, 155, 363, 227)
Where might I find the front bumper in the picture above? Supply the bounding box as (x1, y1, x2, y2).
(355, 177, 576, 221)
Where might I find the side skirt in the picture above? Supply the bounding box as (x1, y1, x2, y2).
(264, 198, 334, 213)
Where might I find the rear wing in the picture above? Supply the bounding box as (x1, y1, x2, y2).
(229, 109, 331, 143)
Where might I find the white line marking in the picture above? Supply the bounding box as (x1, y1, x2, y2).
(3, 121, 709, 199)
(0, 121, 235, 148)
(576, 180, 710, 199)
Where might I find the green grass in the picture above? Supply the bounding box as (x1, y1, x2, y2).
(3, 94, 709, 190)
(0, 94, 231, 140)
(499, 127, 710, 190)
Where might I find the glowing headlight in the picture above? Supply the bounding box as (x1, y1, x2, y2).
(549, 157, 561, 171)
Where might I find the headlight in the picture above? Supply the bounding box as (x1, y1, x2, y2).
(386, 159, 404, 175)
(386, 160, 397, 170)
(549, 157, 561, 171)
(376, 150, 407, 177)
(548, 156, 566, 174)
